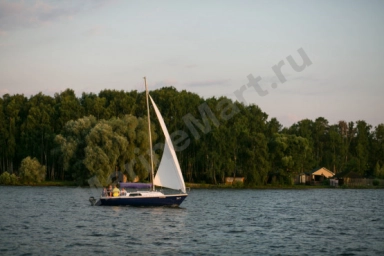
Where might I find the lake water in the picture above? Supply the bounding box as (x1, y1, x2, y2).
(0, 187, 383, 255)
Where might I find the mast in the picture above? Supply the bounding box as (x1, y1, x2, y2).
(144, 77, 155, 191)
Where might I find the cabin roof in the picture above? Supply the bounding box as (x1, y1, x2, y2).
(309, 167, 335, 175)
(309, 167, 335, 177)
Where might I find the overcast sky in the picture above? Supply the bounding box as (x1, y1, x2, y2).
(0, 0, 383, 128)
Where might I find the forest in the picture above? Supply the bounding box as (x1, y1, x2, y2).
(0, 87, 383, 186)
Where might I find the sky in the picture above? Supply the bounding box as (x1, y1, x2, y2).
(0, 0, 383, 128)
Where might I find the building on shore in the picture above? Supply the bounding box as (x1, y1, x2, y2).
(296, 167, 335, 185)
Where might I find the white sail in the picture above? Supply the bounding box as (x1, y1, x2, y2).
(149, 95, 186, 193)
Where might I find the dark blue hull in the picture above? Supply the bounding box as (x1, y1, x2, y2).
(98, 194, 187, 207)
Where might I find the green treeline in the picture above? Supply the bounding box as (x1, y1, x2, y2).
(0, 87, 383, 186)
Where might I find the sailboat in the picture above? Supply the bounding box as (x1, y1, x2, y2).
(92, 77, 188, 207)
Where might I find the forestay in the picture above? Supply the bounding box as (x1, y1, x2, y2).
(149, 95, 186, 193)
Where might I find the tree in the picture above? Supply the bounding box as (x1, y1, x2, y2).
(98, 89, 136, 118)
(81, 92, 107, 120)
(0, 98, 7, 173)
(56, 114, 155, 185)
(312, 117, 329, 166)
(268, 133, 312, 184)
(0, 172, 10, 184)
(1, 87, 382, 186)
(21, 93, 55, 167)
(371, 124, 384, 169)
(290, 119, 313, 140)
(2, 94, 28, 173)
(55, 115, 98, 184)
(83, 116, 143, 185)
(326, 124, 343, 173)
(266, 117, 283, 139)
(54, 89, 84, 132)
(353, 120, 371, 175)
(19, 157, 46, 184)
(374, 162, 384, 179)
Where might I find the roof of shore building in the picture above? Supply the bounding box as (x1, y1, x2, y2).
(309, 167, 335, 178)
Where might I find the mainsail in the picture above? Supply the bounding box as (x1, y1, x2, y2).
(150, 95, 186, 193)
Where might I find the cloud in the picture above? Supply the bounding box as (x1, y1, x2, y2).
(0, 29, 7, 37)
(184, 79, 231, 88)
(0, 0, 115, 33)
(256, 73, 330, 96)
(0, 88, 10, 96)
(0, 1, 73, 31)
(152, 79, 178, 89)
(83, 25, 106, 36)
(185, 64, 197, 68)
(261, 73, 320, 85)
(276, 113, 302, 128)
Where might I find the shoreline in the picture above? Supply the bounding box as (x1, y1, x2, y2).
(1, 180, 383, 189)
(185, 183, 384, 189)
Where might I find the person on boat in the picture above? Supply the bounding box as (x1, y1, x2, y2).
(120, 188, 127, 196)
(112, 185, 120, 197)
(102, 188, 108, 197)
(107, 185, 112, 196)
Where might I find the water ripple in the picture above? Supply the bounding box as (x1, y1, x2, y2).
(0, 187, 383, 255)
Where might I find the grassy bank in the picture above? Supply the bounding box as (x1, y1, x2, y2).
(28, 180, 77, 186)
(2, 181, 383, 189)
(185, 183, 330, 189)
(185, 183, 384, 189)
